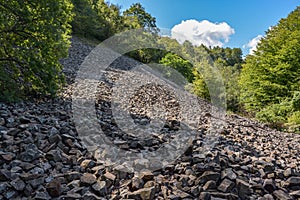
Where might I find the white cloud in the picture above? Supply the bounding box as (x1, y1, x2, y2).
(171, 19, 235, 47)
(243, 35, 263, 55)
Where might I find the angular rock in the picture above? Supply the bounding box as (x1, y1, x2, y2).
(82, 191, 104, 200)
(92, 180, 107, 196)
(285, 177, 300, 187)
(80, 159, 96, 169)
(113, 165, 129, 180)
(27, 177, 45, 189)
(127, 187, 155, 200)
(11, 178, 26, 191)
(0, 169, 11, 181)
(140, 171, 154, 182)
(132, 176, 144, 190)
(4, 190, 18, 199)
(104, 172, 116, 181)
(283, 168, 295, 177)
(263, 179, 276, 193)
(218, 178, 235, 193)
(263, 163, 275, 174)
(199, 192, 211, 200)
(236, 179, 252, 199)
(80, 173, 97, 186)
(263, 194, 274, 200)
(34, 191, 51, 200)
(46, 179, 61, 197)
(273, 190, 292, 200)
(19, 143, 41, 162)
(203, 180, 217, 190)
(289, 190, 300, 198)
(64, 192, 82, 199)
(0, 182, 9, 193)
(65, 171, 82, 182)
(200, 171, 220, 183)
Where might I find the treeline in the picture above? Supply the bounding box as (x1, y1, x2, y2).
(71, 0, 159, 40)
(0, 0, 299, 132)
(0, 0, 158, 101)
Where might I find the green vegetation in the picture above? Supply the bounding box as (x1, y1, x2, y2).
(239, 7, 300, 131)
(0, 0, 74, 101)
(1, 0, 299, 132)
(159, 53, 194, 83)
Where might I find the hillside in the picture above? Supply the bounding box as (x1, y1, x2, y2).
(0, 37, 299, 200)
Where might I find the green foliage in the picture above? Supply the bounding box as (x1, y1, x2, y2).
(71, 0, 102, 39)
(159, 53, 194, 83)
(288, 111, 300, 125)
(71, 1, 159, 42)
(0, 0, 73, 101)
(239, 6, 300, 129)
(123, 3, 159, 34)
(71, 0, 124, 40)
(256, 100, 292, 125)
(191, 45, 243, 111)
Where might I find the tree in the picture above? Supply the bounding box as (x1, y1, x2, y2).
(71, 0, 124, 41)
(0, 0, 74, 101)
(239, 6, 300, 128)
(123, 3, 159, 34)
(71, 0, 100, 38)
(159, 53, 194, 83)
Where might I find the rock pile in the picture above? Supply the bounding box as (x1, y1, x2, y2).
(0, 36, 299, 199)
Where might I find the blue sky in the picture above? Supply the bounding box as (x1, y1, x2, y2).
(109, 0, 299, 54)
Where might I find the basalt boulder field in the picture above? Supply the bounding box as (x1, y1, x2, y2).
(0, 37, 299, 200)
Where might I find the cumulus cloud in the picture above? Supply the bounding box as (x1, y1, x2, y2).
(243, 35, 263, 54)
(171, 19, 235, 47)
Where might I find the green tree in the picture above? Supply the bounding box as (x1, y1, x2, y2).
(0, 0, 74, 101)
(71, 0, 100, 39)
(72, 0, 124, 41)
(123, 3, 159, 34)
(239, 6, 300, 128)
(159, 53, 194, 83)
(191, 45, 243, 112)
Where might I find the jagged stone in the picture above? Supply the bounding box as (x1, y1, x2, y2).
(283, 168, 295, 177)
(4, 189, 18, 199)
(285, 177, 300, 187)
(289, 190, 300, 198)
(34, 191, 51, 200)
(199, 171, 220, 183)
(80, 159, 96, 169)
(104, 172, 116, 181)
(92, 180, 107, 196)
(10, 178, 25, 191)
(19, 143, 41, 162)
(236, 179, 252, 199)
(82, 191, 104, 200)
(199, 192, 211, 200)
(80, 173, 97, 186)
(273, 190, 292, 200)
(131, 176, 144, 190)
(203, 180, 217, 190)
(263, 194, 274, 200)
(218, 178, 235, 193)
(27, 177, 45, 189)
(262, 179, 276, 194)
(140, 171, 154, 182)
(127, 187, 155, 200)
(46, 179, 61, 197)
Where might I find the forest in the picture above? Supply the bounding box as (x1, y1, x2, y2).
(0, 0, 299, 133)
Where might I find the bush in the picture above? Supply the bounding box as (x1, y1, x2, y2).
(0, 0, 73, 101)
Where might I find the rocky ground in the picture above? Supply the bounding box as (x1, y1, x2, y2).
(0, 36, 299, 200)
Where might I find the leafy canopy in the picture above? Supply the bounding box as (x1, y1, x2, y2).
(239, 6, 300, 128)
(0, 0, 74, 101)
